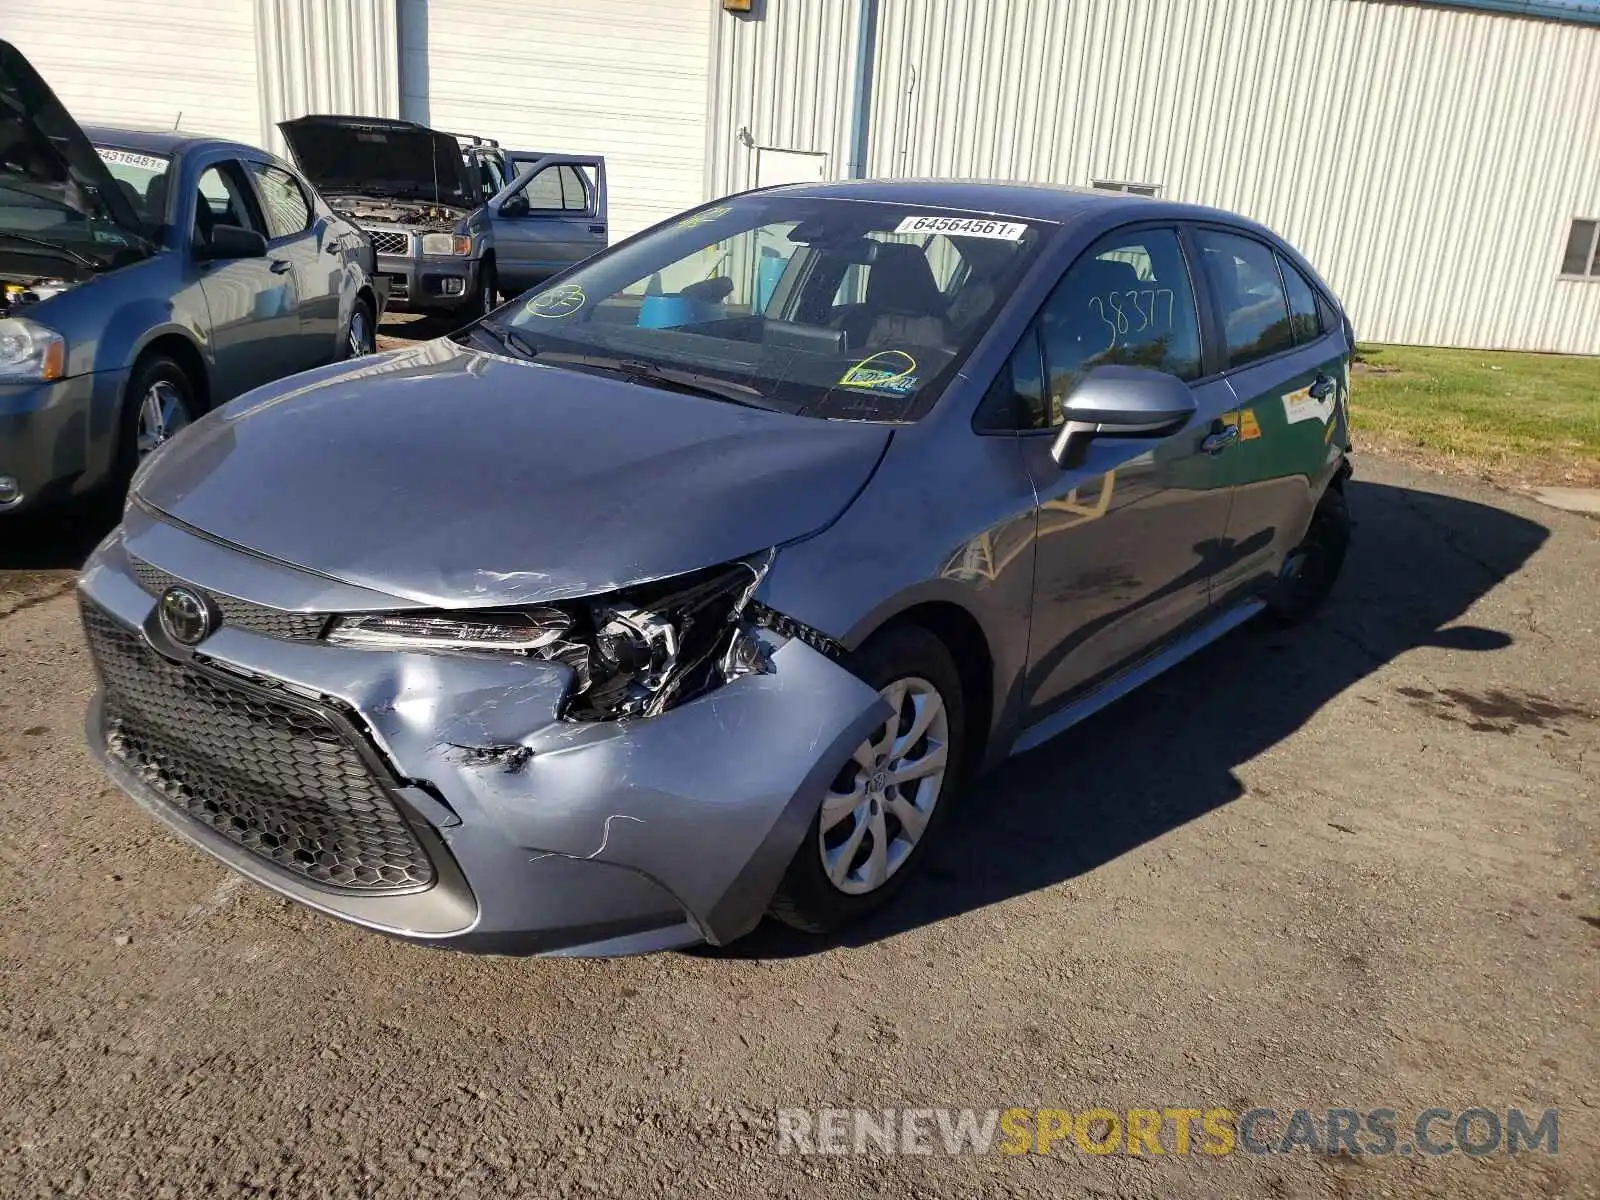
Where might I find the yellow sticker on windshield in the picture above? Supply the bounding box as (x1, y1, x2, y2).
(839, 350, 918, 393)
(522, 284, 586, 319)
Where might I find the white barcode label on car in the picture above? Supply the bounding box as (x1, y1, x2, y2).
(893, 215, 1029, 240)
(95, 148, 168, 173)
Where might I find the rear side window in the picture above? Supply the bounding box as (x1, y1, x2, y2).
(1030, 227, 1202, 428)
(1195, 229, 1293, 368)
(1278, 255, 1324, 344)
(247, 163, 312, 239)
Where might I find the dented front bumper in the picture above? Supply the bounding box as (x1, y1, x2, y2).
(78, 521, 887, 955)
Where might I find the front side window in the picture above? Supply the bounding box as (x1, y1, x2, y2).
(193, 162, 265, 243)
(484, 197, 1048, 421)
(525, 165, 587, 212)
(1194, 228, 1293, 368)
(247, 163, 311, 239)
(1031, 226, 1202, 428)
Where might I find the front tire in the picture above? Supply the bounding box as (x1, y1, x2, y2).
(470, 258, 498, 321)
(769, 624, 965, 934)
(116, 354, 196, 484)
(343, 298, 376, 359)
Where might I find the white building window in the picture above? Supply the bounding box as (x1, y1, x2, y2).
(1558, 218, 1600, 278)
(1091, 180, 1161, 198)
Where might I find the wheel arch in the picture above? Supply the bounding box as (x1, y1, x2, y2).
(846, 595, 999, 779)
(129, 331, 211, 413)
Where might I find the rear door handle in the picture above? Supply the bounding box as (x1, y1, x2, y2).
(1308, 374, 1335, 400)
(588, 223, 606, 234)
(1201, 424, 1241, 455)
(268, 258, 293, 274)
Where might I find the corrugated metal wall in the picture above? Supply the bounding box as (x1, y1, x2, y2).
(705, 0, 863, 200)
(0, 0, 262, 145)
(255, 0, 400, 155)
(709, 0, 1600, 353)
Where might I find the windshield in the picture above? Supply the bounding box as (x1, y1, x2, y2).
(484, 195, 1049, 421)
(0, 143, 155, 266)
(94, 145, 172, 228)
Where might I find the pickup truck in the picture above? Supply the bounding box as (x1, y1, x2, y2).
(279, 116, 607, 318)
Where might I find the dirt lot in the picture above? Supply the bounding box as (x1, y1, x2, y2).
(0, 452, 1595, 1199)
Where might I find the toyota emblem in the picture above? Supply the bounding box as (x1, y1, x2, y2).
(158, 586, 214, 646)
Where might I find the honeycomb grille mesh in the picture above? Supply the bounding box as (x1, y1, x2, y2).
(369, 229, 411, 255)
(127, 556, 328, 641)
(83, 601, 434, 892)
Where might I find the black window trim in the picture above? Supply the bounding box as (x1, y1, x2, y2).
(1558, 216, 1600, 281)
(1184, 220, 1339, 380)
(974, 218, 1210, 436)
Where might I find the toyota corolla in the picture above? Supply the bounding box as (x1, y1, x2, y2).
(79, 181, 1352, 954)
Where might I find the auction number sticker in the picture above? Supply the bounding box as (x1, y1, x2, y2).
(95, 147, 168, 173)
(893, 215, 1028, 241)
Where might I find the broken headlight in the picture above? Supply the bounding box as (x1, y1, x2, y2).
(322, 551, 776, 722)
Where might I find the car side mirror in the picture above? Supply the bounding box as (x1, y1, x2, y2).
(1049, 364, 1198, 469)
(196, 224, 268, 262)
(499, 193, 529, 218)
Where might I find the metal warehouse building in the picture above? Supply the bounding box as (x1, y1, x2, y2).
(6, 0, 1600, 352)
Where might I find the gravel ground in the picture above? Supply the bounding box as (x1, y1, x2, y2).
(0, 453, 1595, 1199)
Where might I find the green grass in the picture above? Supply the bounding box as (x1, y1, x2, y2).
(1352, 343, 1600, 484)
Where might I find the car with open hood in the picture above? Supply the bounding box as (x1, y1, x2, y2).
(0, 40, 382, 517)
(79, 179, 1354, 955)
(279, 115, 607, 318)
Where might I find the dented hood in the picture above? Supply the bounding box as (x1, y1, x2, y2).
(133, 342, 891, 607)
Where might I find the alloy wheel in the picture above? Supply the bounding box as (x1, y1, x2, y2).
(134, 381, 189, 459)
(819, 675, 950, 895)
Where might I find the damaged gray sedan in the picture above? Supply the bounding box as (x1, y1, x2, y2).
(79, 181, 1352, 954)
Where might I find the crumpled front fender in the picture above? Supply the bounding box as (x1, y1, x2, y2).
(82, 529, 888, 949)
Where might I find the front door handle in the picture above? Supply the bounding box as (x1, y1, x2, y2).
(1308, 374, 1335, 400)
(268, 258, 293, 274)
(1201, 424, 1241, 455)
(588, 223, 606, 234)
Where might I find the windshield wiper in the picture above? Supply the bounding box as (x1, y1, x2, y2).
(472, 320, 539, 360)
(0, 231, 100, 269)
(533, 351, 779, 410)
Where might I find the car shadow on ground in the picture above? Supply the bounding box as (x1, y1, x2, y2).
(712, 476, 1550, 958)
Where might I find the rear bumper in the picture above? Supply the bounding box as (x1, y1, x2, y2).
(0, 368, 129, 515)
(377, 251, 478, 313)
(78, 520, 886, 955)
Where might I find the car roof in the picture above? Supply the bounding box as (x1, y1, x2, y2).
(756, 177, 1255, 231)
(82, 124, 264, 158)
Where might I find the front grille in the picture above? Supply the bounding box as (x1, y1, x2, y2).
(127, 556, 328, 641)
(83, 601, 434, 892)
(369, 230, 411, 256)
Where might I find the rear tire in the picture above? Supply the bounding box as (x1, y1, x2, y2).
(769, 624, 966, 934)
(1268, 484, 1350, 623)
